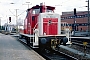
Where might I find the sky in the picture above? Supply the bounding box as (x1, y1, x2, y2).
(0, 0, 88, 25)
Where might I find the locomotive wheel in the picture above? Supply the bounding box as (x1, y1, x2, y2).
(40, 38, 47, 44)
(63, 37, 68, 46)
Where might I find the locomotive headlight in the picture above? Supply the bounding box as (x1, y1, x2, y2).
(48, 20, 52, 24)
(40, 38, 47, 44)
(63, 37, 68, 45)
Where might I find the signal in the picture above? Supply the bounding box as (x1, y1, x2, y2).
(74, 8, 76, 15)
(9, 17, 11, 23)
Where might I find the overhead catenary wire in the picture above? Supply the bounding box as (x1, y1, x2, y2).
(9, 9, 16, 16)
(56, 0, 86, 10)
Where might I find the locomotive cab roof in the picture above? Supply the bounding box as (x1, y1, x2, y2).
(31, 5, 55, 10)
(27, 4, 55, 13)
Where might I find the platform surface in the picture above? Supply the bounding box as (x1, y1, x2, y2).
(0, 33, 45, 60)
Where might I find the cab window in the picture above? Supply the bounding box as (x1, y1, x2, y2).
(32, 9, 40, 14)
(46, 9, 53, 13)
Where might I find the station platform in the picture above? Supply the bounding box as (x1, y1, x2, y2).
(70, 36, 90, 39)
(59, 45, 90, 59)
(0, 33, 45, 60)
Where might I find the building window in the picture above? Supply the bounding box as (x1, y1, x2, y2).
(61, 17, 64, 20)
(85, 14, 88, 17)
(70, 16, 73, 18)
(68, 17, 70, 19)
(76, 15, 79, 18)
(32, 9, 40, 14)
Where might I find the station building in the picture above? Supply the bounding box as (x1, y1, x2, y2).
(61, 11, 90, 32)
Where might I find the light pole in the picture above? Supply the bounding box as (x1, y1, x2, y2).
(10, 3, 19, 33)
(23, 2, 32, 9)
(73, 8, 77, 36)
(0, 17, 1, 30)
(86, 0, 90, 34)
(15, 9, 19, 33)
(87, 0, 90, 32)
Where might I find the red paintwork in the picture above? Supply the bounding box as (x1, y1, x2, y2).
(43, 18, 58, 35)
(24, 18, 28, 34)
(24, 11, 39, 34)
(22, 3, 56, 35)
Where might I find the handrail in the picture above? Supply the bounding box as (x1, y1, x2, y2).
(32, 22, 38, 43)
(61, 22, 71, 41)
(33, 22, 38, 32)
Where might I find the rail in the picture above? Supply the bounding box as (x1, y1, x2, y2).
(35, 48, 77, 60)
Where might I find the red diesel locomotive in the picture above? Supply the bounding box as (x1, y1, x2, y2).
(19, 3, 71, 50)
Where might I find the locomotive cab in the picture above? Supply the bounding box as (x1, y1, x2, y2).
(19, 3, 71, 50)
(24, 3, 55, 34)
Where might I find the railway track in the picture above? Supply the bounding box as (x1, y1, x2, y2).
(72, 39, 90, 48)
(36, 49, 77, 60)
(11, 35, 90, 59)
(13, 36, 90, 60)
(16, 37, 77, 60)
(64, 39, 90, 59)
